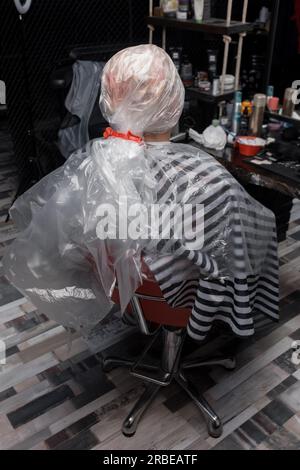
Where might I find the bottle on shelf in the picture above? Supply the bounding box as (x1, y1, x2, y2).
(267, 85, 274, 99)
(249, 93, 267, 137)
(282, 88, 296, 117)
(169, 47, 182, 72)
(207, 49, 218, 83)
(194, 0, 205, 21)
(194, 70, 207, 87)
(267, 85, 274, 108)
(177, 0, 189, 19)
(180, 55, 193, 87)
(232, 91, 242, 135)
(240, 100, 252, 136)
(267, 97, 279, 114)
(212, 77, 220, 96)
(220, 104, 229, 131)
(188, 0, 194, 19)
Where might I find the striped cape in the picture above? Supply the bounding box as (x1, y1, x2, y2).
(143, 143, 279, 341)
(4, 139, 279, 341)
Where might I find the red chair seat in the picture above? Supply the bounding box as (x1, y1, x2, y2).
(86, 252, 191, 328)
(112, 276, 191, 328)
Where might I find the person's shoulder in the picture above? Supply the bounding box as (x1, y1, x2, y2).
(170, 142, 219, 159)
(64, 138, 105, 171)
(165, 143, 225, 170)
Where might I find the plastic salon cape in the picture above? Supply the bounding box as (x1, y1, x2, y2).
(3, 137, 279, 341)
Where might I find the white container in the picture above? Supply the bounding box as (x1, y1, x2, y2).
(220, 74, 235, 91)
(194, 0, 204, 21)
(212, 78, 220, 96)
(259, 6, 270, 24)
(161, 0, 178, 17)
(177, 10, 188, 20)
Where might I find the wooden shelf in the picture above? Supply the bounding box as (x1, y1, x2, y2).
(265, 111, 300, 129)
(186, 87, 234, 103)
(146, 16, 255, 35)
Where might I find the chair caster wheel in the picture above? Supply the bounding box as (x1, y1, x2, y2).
(208, 419, 223, 438)
(102, 359, 116, 373)
(223, 358, 236, 371)
(102, 364, 113, 373)
(122, 419, 137, 438)
(122, 429, 136, 438)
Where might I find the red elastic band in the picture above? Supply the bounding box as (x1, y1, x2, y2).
(103, 127, 143, 143)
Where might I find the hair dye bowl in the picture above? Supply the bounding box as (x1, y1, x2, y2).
(237, 136, 266, 157)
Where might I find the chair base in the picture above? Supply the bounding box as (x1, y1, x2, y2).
(120, 371, 223, 438)
(102, 327, 236, 439)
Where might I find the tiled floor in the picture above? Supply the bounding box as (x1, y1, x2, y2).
(0, 122, 300, 450)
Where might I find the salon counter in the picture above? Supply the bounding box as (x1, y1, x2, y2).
(190, 141, 300, 242)
(190, 141, 300, 200)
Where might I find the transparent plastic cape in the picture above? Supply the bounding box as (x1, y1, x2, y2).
(3, 45, 278, 336)
(4, 139, 278, 334)
(57, 60, 104, 159)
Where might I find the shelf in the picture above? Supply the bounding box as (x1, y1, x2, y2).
(265, 111, 300, 128)
(146, 16, 255, 35)
(0, 104, 7, 114)
(186, 87, 234, 103)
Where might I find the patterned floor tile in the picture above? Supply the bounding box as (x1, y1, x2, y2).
(259, 427, 300, 450)
(0, 130, 300, 450)
(7, 385, 75, 428)
(279, 381, 300, 414)
(267, 376, 298, 401)
(261, 399, 295, 427)
(0, 276, 23, 307)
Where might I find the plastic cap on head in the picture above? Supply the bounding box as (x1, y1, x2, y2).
(100, 44, 185, 135)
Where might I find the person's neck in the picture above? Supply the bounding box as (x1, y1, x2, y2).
(144, 132, 171, 143)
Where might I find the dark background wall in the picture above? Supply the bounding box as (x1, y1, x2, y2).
(271, 0, 300, 98)
(0, 0, 299, 192)
(0, 0, 150, 190)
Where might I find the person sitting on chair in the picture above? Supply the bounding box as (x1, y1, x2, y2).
(4, 44, 279, 342)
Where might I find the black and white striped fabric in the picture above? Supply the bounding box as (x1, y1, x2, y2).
(4, 138, 279, 341)
(144, 143, 279, 341)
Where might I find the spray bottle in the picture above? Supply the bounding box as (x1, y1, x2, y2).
(232, 91, 242, 135)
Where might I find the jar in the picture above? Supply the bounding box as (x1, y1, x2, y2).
(161, 0, 178, 17)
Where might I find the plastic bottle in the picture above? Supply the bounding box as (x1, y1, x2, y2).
(188, 0, 194, 19)
(207, 49, 218, 83)
(212, 77, 220, 96)
(177, 0, 189, 19)
(249, 93, 267, 137)
(282, 88, 296, 117)
(232, 91, 242, 135)
(267, 85, 274, 107)
(220, 112, 229, 131)
(169, 47, 182, 72)
(267, 85, 274, 99)
(181, 55, 193, 87)
(194, 0, 204, 21)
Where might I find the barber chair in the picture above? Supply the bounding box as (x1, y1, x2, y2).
(103, 263, 237, 439)
(51, 44, 134, 144)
